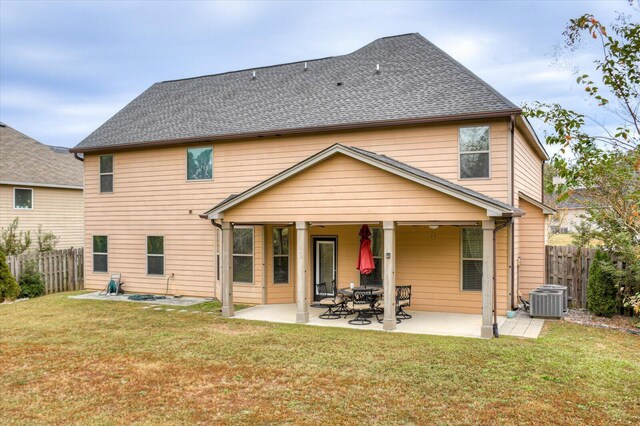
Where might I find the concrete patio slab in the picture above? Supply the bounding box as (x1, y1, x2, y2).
(499, 316, 545, 338)
(69, 291, 207, 307)
(231, 303, 508, 339)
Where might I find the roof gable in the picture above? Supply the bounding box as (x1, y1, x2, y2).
(73, 33, 520, 153)
(205, 144, 523, 219)
(0, 124, 83, 189)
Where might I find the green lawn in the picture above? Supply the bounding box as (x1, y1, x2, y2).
(1, 293, 639, 425)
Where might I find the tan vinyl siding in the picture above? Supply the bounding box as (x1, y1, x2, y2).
(0, 184, 83, 249)
(513, 127, 543, 202)
(83, 120, 510, 299)
(223, 154, 488, 223)
(517, 198, 546, 297)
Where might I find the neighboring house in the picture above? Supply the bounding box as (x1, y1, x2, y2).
(547, 189, 590, 234)
(0, 123, 84, 248)
(71, 33, 552, 337)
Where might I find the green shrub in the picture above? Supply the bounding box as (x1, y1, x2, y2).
(0, 218, 31, 256)
(587, 251, 619, 317)
(18, 260, 45, 299)
(0, 251, 20, 302)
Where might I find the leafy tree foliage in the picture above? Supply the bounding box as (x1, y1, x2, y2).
(0, 218, 32, 256)
(525, 6, 640, 312)
(36, 226, 59, 253)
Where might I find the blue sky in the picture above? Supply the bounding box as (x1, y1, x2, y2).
(0, 0, 631, 150)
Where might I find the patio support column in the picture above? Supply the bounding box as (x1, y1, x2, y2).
(295, 221, 309, 323)
(382, 221, 396, 331)
(221, 221, 234, 317)
(481, 220, 496, 338)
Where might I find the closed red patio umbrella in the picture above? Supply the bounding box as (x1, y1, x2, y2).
(357, 224, 375, 275)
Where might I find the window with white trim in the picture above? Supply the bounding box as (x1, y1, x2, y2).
(14, 188, 33, 209)
(459, 126, 490, 179)
(273, 227, 289, 284)
(93, 235, 108, 273)
(461, 228, 483, 291)
(100, 155, 114, 193)
(233, 227, 253, 283)
(147, 236, 164, 275)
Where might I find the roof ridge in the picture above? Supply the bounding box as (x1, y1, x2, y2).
(160, 33, 422, 84)
(412, 33, 519, 111)
(160, 55, 336, 84)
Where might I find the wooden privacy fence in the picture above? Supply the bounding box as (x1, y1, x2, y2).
(6, 248, 84, 294)
(545, 245, 626, 309)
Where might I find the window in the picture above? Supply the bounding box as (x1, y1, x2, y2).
(273, 227, 289, 284)
(187, 147, 213, 180)
(461, 228, 483, 291)
(13, 188, 33, 209)
(233, 227, 253, 283)
(100, 155, 114, 193)
(93, 236, 108, 273)
(459, 126, 490, 179)
(360, 228, 383, 286)
(147, 236, 164, 275)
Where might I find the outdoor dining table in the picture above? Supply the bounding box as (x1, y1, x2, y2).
(338, 287, 383, 315)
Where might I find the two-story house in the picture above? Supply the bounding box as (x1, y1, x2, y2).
(1, 123, 84, 249)
(71, 34, 551, 337)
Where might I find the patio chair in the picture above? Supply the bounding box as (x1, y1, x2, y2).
(396, 285, 412, 320)
(347, 289, 374, 325)
(315, 282, 343, 320)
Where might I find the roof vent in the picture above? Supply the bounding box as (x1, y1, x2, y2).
(303, 62, 308, 71)
(375, 63, 381, 74)
(336, 82, 343, 86)
(252, 70, 256, 80)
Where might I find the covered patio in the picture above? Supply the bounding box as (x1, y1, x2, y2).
(231, 303, 543, 339)
(205, 144, 525, 338)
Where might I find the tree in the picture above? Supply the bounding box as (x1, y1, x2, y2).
(524, 6, 640, 308)
(0, 218, 32, 256)
(36, 226, 59, 253)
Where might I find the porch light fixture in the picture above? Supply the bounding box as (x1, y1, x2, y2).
(428, 225, 439, 230)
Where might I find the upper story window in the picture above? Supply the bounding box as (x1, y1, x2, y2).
(273, 227, 289, 284)
(14, 188, 33, 209)
(461, 228, 483, 291)
(187, 147, 213, 180)
(100, 155, 114, 193)
(233, 226, 254, 283)
(459, 126, 490, 179)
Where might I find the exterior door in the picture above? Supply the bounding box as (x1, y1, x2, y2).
(313, 237, 337, 301)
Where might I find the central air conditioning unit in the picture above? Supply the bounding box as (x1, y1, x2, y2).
(530, 289, 564, 319)
(537, 284, 568, 313)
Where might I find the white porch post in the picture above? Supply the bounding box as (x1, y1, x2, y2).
(481, 220, 495, 338)
(221, 221, 234, 317)
(295, 221, 309, 323)
(383, 221, 396, 331)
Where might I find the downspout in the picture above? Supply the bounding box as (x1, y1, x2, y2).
(493, 218, 513, 337)
(509, 115, 516, 310)
(74, 152, 84, 162)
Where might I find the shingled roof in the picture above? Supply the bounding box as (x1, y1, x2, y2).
(72, 33, 520, 153)
(0, 123, 83, 189)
